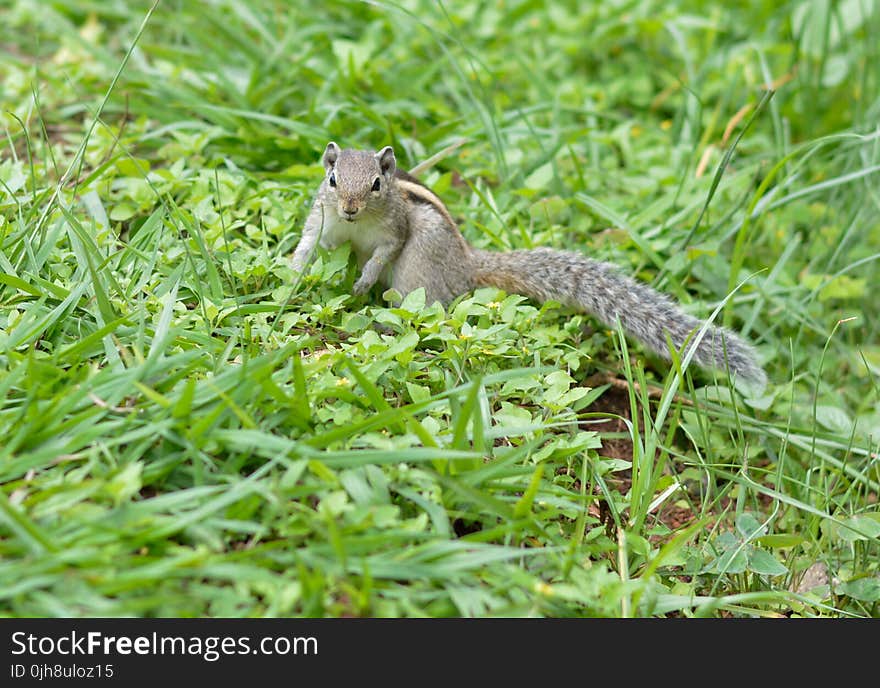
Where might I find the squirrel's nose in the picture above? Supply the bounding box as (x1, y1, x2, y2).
(340, 202, 359, 220)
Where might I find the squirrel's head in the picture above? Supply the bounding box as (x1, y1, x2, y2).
(321, 142, 396, 222)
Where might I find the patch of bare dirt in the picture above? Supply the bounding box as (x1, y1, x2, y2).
(577, 375, 698, 535)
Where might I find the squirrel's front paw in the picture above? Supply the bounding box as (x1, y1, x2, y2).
(352, 278, 372, 296)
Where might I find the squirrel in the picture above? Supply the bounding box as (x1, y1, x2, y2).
(291, 142, 767, 389)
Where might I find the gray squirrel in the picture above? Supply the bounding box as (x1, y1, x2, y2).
(292, 142, 767, 388)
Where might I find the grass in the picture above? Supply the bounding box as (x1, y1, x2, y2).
(0, 0, 878, 617)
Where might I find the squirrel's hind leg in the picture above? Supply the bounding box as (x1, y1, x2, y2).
(390, 269, 453, 306)
(391, 238, 469, 306)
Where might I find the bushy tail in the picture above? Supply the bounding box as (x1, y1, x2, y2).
(472, 248, 767, 388)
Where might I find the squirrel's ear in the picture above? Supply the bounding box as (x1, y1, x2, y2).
(323, 142, 340, 171)
(376, 146, 396, 176)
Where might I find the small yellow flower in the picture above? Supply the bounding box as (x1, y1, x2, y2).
(534, 582, 554, 597)
(336, 376, 350, 387)
(661, 119, 672, 130)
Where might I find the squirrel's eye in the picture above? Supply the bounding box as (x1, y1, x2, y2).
(328, 173, 336, 188)
(371, 177, 381, 192)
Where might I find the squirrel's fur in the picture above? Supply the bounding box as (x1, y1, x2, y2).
(292, 142, 767, 388)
